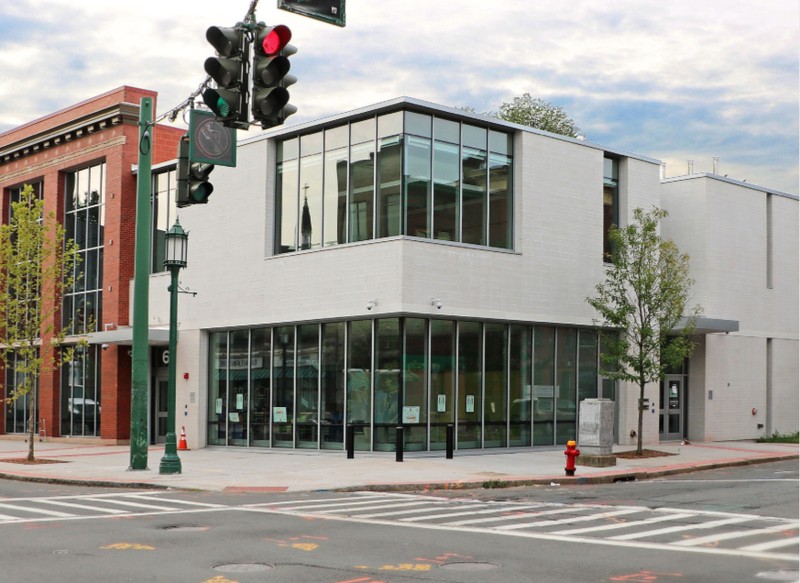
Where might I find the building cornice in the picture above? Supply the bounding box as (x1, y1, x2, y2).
(0, 102, 140, 166)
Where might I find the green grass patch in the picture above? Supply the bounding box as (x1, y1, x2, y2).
(757, 431, 799, 444)
(482, 479, 510, 489)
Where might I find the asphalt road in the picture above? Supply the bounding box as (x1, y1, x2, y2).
(0, 460, 795, 583)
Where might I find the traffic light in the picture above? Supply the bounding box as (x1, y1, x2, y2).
(251, 24, 297, 129)
(203, 25, 249, 129)
(176, 134, 214, 207)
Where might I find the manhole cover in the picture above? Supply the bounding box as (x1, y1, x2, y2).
(213, 563, 275, 573)
(161, 525, 210, 532)
(440, 562, 501, 571)
(756, 570, 800, 581)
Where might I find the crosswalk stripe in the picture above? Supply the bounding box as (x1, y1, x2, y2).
(672, 521, 799, 547)
(0, 501, 75, 517)
(445, 506, 575, 526)
(272, 498, 413, 512)
(610, 516, 753, 541)
(313, 501, 438, 514)
(739, 536, 800, 552)
(36, 499, 126, 514)
(553, 512, 695, 535)
(83, 498, 178, 511)
(121, 494, 226, 508)
(359, 504, 466, 519)
(398, 505, 495, 522)
(495, 508, 642, 531)
(248, 494, 387, 509)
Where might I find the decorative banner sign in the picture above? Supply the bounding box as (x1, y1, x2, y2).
(278, 0, 346, 27)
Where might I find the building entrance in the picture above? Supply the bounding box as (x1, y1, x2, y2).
(660, 376, 684, 440)
(152, 368, 169, 445)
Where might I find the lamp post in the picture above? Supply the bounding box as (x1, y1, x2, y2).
(159, 219, 188, 475)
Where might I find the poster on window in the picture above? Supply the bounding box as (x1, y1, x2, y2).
(402, 406, 420, 424)
(437, 394, 447, 413)
(273, 407, 288, 423)
(466, 395, 475, 413)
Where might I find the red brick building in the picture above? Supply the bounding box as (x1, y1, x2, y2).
(0, 87, 183, 443)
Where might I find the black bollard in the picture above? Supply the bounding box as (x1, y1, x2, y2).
(446, 423, 454, 459)
(396, 426, 404, 462)
(346, 424, 354, 459)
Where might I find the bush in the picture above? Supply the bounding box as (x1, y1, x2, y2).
(757, 431, 799, 444)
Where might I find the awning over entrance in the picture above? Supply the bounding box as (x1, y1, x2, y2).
(87, 326, 170, 346)
(672, 316, 739, 335)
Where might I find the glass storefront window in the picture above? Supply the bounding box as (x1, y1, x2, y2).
(349, 141, 374, 242)
(321, 322, 345, 449)
(433, 140, 459, 242)
(462, 145, 487, 245)
(403, 318, 427, 451)
(430, 319, 455, 450)
(374, 318, 401, 451)
(509, 325, 531, 446)
(249, 328, 271, 446)
(533, 326, 555, 445)
(299, 152, 323, 250)
(484, 323, 508, 448)
(323, 146, 348, 247)
(296, 324, 319, 448)
(457, 321, 481, 449)
(377, 136, 402, 238)
(555, 328, 577, 443)
(347, 320, 372, 450)
(208, 332, 228, 445)
(272, 326, 295, 447)
(578, 330, 598, 402)
(228, 330, 249, 446)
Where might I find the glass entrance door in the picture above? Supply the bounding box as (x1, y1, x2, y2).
(153, 377, 169, 444)
(660, 376, 683, 440)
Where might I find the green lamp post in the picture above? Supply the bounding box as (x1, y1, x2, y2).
(159, 219, 188, 475)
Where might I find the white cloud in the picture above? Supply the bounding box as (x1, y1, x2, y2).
(0, 0, 797, 193)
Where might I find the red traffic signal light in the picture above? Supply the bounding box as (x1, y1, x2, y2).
(261, 24, 292, 55)
(252, 24, 297, 129)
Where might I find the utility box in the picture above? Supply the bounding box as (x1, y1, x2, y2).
(578, 398, 616, 466)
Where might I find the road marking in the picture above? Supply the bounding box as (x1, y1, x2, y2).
(36, 499, 127, 514)
(553, 512, 695, 535)
(673, 521, 800, 547)
(398, 505, 496, 522)
(312, 500, 438, 514)
(82, 497, 179, 511)
(610, 516, 752, 540)
(495, 507, 642, 530)
(739, 537, 800, 552)
(444, 506, 577, 526)
(0, 501, 74, 517)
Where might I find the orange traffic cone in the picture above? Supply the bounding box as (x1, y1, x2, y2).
(178, 426, 189, 451)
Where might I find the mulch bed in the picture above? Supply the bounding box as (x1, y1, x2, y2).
(0, 458, 68, 465)
(615, 449, 675, 459)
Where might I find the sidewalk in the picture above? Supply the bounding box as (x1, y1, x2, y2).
(0, 438, 796, 493)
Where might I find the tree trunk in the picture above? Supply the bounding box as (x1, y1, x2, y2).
(636, 381, 645, 455)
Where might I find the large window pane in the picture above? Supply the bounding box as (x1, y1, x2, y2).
(430, 319, 454, 450)
(403, 318, 427, 451)
(484, 323, 507, 448)
(462, 146, 487, 245)
(208, 332, 228, 446)
(321, 322, 345, 449)
(228, 330, 249, 446)
(374, 318, 401, 451)
(347, 320, 372, 450)
(603, 157, 619, 262)
(489, 152, 512, 249)
(250, 328, 271, 447)
(457, 321, 481, 449)
(533, 326, 555, 445)
(509, 325, 531, 446)
(272, 327, 295, 447)
(433, 141, 459, 242)
(324, 146, 347, 246)
(405, 136, 431, 238)
(296, 324, 319, 448)
(299, 153, 323, 250)
(555, 329, 577, 443)
(377, 136, 402, 238)
(578, 330, 598, 402)
(349, 141, 374, 242)
(276, 158, 299, 253)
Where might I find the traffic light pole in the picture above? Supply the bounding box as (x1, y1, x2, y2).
(129, 97, 153, 470)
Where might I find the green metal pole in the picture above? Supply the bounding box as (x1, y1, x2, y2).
(159, 266, 181, 474)
(129, 97, 153, 470)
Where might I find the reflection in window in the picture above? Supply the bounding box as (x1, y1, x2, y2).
(276, 110, 513, 254)
(484, 322, 507, 447)
(374, 318, 401, 451)
(458, 321, 481, 448)
(347, 320, 372, 450)
(555, 328, 577, 443)
(603, 157, 619, 262)
(430, 319, 455, 450)
(151, 169, 177, 273)
(533, 326, 555, 445)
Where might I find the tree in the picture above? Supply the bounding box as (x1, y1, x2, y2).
(587, 207, 701, 455)
(496, 93, 581, 138)
(0, 184, 84, 461)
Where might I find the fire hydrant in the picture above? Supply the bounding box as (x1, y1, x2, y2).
(564, 440, 580, 476)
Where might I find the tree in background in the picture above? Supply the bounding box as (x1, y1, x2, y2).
(0, 185, 85, 461)
(462, 93, 582, 138)
(587, 207, 701, 455)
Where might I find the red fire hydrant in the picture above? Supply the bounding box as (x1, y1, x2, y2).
(564, 440, 580, 476)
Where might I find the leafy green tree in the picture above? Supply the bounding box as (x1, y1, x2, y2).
(460, 94, 582, 138)
(587, 207, 701, 455)
(0, 185, 84, 461)
(496, 93, 581, 138)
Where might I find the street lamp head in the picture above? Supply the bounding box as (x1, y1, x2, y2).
(164, 218, 189, 269)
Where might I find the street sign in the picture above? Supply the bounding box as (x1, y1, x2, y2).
(188, 110, 236, 167)
(278, 0, 345, 27)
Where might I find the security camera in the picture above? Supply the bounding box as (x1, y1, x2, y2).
(366, 300, 378, 311)
(101, 343, 110, 351)
(431, 298, 443, 310)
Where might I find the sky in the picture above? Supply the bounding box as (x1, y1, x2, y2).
(0, 0, 797, 194)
